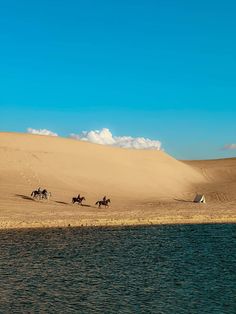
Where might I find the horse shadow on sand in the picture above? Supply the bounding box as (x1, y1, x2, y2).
(15, 194, 36, 202)
(54, 201, 69, 205)
(15, 195, 94, 207)
(54, 201, 92, 207)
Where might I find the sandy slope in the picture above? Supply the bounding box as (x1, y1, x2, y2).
(0, 132, 235, 228)
(185, 158, 236, 202)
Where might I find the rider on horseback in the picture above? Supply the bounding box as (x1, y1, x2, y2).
(95, 196, 110, 208)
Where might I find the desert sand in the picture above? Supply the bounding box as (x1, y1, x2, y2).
(0, 132, 235, 229)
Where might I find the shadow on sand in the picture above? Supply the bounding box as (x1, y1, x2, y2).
(54, 201, 69, 205)
(15, 194, 35, 201)
(71, 203, 92, 207)
(15, 196, 94, 208)
(174, 198, 193, 203)
(54, 201, 91, 207)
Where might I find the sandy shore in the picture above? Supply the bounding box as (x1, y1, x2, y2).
(0, 132, 236, 229)
(0, 192, 235, 229)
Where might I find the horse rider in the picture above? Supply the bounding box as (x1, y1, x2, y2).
(38, 187, 42, 193)
(103, 196, 107, 203)
(77, 194, 81, 199)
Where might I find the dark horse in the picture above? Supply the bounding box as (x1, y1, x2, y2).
(95, 199, 111, 208)
(41, 189, 51, 200)
(72, 196, 85, 205)
(31, 190, 41, 199)
(31, 189, 51, 200)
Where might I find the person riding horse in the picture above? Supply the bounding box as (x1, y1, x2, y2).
(95, 196, 111, 208)
(31, 187, 51, 200)
(42, 189, 50, 199)
(72, 194, 85, 205)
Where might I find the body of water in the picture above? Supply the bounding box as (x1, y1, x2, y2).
(0, 224, 235, 313)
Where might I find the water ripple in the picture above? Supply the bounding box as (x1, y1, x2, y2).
(0, 224, 235, 313)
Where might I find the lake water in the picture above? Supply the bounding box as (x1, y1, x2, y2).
(0, 224, 235, 313)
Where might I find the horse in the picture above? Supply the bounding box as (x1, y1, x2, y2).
(31, 189, 51, 200)
(41, 189, 51, 200)
(95, 199, 111, 208)
(72, 196, 85, 205)
(31, 190, 41, 199)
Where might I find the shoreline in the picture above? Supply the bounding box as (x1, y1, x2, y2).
(0, 216, 236, 230)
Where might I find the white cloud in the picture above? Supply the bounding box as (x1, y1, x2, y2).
(223, 144, 236, 150)
(70, 128, 115, 145)
(69, 128, 162, 150)
(27, 128, 58, 137)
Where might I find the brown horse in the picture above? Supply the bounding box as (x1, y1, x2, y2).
(41, 189, 51, 200)
(31, 189, 51, 200)
(31, 190, 43, 199)
(95, 199, 111, 208)
(72, 196, 85, 205)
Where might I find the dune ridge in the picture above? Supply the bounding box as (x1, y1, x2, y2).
(0, 132, 235, 228)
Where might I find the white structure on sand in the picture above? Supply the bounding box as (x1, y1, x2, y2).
(193, 194, 206, 203)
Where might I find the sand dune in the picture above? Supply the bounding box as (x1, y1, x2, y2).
(0, 132, 235, 228)
(185, 158, 236, 202)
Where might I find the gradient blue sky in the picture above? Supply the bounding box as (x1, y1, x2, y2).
(0, 0, 235, 159)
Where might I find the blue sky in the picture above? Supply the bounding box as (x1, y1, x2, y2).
(0, 0, 235, 159)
